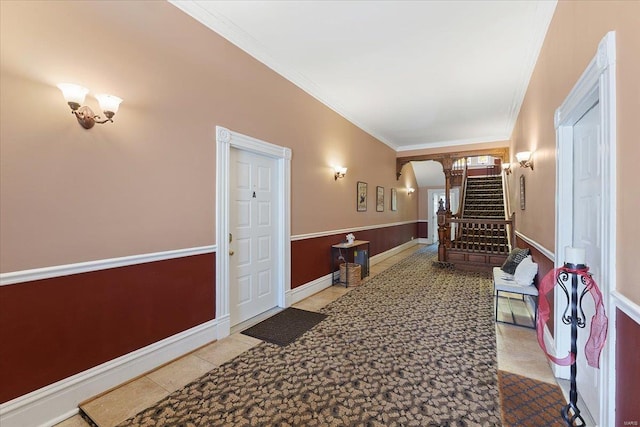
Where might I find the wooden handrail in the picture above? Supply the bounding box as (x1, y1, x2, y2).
(454, 160, 468, 240)
(458, 159, 468, 216)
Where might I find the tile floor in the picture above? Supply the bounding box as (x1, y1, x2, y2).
(56, 245, 569, 427)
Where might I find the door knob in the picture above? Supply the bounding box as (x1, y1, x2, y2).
(229, 250, 234, 256)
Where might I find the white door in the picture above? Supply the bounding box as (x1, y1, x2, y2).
(229, 147, 279, 326)
(429, 189, 459, 243)
(572, 102, 601, 421)
(432, 193, 442, 243)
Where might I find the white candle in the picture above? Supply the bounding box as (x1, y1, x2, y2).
(565, 246, 586, 265)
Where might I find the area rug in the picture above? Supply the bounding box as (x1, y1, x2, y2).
(241, 307, 328, 346)
(118, 246, 501, 426)
(499, 370, 567, 426)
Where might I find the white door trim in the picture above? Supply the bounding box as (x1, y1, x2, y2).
(554, 31, 616, 427)
(216, 126, 292, 338)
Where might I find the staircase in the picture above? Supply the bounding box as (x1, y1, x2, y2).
(463, 176, 506, 220)
(446, 175, 512, 271)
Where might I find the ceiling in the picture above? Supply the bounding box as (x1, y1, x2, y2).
(170, 0, 556, 153)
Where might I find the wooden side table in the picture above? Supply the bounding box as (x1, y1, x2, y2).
(331, 240, 370, 287)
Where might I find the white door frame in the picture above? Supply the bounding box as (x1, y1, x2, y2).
(216, 126, 292, 338)
(554, 31, 616, 427)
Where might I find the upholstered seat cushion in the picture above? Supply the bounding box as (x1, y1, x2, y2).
(493, 267, 538, 296)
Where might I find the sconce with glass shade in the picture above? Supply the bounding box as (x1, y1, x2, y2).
(502, 162, 512, 175)
(407, 187, 415, 194)
(515, 151, 534, 170)
(57, 83, 123, 129)
(334, 166, 347, 180)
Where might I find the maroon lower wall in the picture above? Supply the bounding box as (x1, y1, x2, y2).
(0, 253, 215, 403)
(515, 236, 555, 336)
(616, 308, 640, 426)
(418, 221, 428, 239)
(291, 222, 419, 288)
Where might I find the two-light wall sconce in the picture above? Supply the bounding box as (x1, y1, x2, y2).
(57, 83, 123, 129)
(503, 151, 534, 174)
(516, 151, 534, 170)
(334, 166, 347, 180)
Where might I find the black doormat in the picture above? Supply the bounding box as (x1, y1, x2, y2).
(241, 308, 328, 346)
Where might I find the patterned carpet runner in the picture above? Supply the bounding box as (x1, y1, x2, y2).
(117, 247, 503, 426)
(499, 370, 567, 426)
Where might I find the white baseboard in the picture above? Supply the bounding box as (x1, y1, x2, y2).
(216, 314, 231, 339)
(418, 238, 431, 245)
(290, 273, 333, 304)
(370, 240, 419, 265)
(0, 319, 222, 427)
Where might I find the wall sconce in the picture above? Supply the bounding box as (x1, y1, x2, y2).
(516, 151, 534, 170)
(334, 166, 347, 180)
(502, 162, 512, 175)
(407, 187, 415, 194)
(58, 83, 123, 129)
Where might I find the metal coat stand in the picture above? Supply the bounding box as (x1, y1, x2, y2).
(556, 262, 589, 427)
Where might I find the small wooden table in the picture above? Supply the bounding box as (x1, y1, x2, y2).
(331, 240, 370, 287)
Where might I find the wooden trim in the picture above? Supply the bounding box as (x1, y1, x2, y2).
(396, 147, 510, 179)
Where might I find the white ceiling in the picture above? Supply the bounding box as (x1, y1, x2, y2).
(170, 0, 556, 152)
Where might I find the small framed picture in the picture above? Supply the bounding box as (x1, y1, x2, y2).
(520, 175, 526, 210)
(376, 186, 384, 212)
(357, 181, 367, 212)
(391, 188, 397, 211)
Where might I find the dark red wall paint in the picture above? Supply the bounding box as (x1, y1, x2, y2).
(0, 253, 215, 403)
(616, 308, 640, 426)
(418, 222, 428, 239)
(515, 236, 555, 336)
(291, 222, 419, 288)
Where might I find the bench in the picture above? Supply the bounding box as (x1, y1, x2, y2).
(493, 267, 538, 329)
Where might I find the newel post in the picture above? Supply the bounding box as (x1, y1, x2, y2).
(437, 198, 448, 261)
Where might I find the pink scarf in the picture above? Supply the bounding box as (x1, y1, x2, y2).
(536, 266, 608, 368)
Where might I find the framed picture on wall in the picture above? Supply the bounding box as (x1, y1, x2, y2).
(376, 186, 384, 212)
(391, 188, 397, 211)
(520, 175, 526, 210)
(357, 181, 368, 211)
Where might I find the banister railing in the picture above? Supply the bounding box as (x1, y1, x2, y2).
(448, 216, 514, 255)
(501, 170, 513, 250)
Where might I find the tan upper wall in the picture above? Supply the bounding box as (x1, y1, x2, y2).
(0, 1, 417, 272)
(509, 0, 640, 303)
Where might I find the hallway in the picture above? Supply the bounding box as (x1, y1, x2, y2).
(59, 245, 562, 427)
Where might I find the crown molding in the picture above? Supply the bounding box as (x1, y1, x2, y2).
(168, 0, 398, 151)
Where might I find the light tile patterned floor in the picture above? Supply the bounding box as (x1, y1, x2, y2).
(57, 244, 562, 427)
